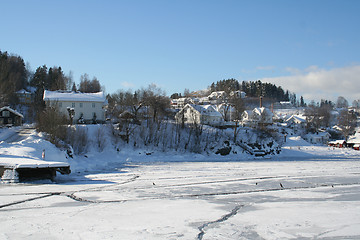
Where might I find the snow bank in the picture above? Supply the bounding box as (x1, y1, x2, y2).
(2, 124, 360, 177)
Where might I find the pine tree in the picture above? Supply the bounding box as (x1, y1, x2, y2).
(72, 82, 77, 92)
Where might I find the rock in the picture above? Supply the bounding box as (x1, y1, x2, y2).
(215, 147, 232, 156)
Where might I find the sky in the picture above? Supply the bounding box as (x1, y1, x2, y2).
(1, 0, 360, 103)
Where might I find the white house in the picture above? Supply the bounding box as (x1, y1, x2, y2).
(170, 97, 194, 109)
(242, 107, 273, 127)
(208, 91, 226, 100)
(16, 89, 35, 105)
(285, 115, 307, 129)
(230, 90, 246, 99)
(43, 90, 107, 123)
(304, 131, 331, 144)
(175, 104, 223, 126)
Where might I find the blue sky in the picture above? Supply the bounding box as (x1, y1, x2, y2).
(1, 0, 360, 102)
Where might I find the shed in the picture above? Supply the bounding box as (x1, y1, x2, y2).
(328, 140, 346, 148)
(0, 106, 23, 126)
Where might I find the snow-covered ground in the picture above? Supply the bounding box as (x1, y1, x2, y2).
(1, 126, 360, 239)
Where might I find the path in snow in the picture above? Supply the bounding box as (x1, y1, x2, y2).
(1, 126, 35, 143)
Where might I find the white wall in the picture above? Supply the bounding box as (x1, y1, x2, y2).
(47, 100, 105, 122)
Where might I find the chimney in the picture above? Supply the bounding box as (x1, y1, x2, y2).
(260, 96, 263, 108)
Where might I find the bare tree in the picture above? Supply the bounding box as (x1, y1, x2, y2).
(36, 106, 68, 144)
(79, 74, 101, 93)
(336, 96, 348, 109)
(304, 104, 332, 131)
(229, 94, 245, 121)
(352, 100, 360, 109)
(338, 109, 357, 141)
(140, 84, 170, 122)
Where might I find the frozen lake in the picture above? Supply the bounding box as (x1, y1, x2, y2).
(1, 160, 360, 239)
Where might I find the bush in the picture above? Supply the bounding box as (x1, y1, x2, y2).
(66, 126, 88, 154)
(36, 107, 68, 144)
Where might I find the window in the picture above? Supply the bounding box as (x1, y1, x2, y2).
(80, 103, 83, 108)
(59, 102, 62, 107)
(2, 111, 10, 117)
(72, 103, 75, 108)
(92, 103, 96, 108)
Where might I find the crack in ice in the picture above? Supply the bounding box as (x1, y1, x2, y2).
(0, 192, 60, 209)
(197, 205, 244, 240)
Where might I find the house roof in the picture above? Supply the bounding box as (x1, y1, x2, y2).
(188, 104, 222, 117)
(43, 90, 106, 103)
(286, 115, 306, 123)
(0, 106, 24, 118)
(347, 134, 360, 144)
(253, 107, 273, 117)
(329, 140, 346, 144)
(16, 89, 31, 94)
(208, 91, 226, 99)
(305, 131, 331, 139)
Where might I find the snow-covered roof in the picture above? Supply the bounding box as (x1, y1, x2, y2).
(208, 91, 226, 99)
(347, 136, 360, 144)
(189, 104, 222, 117)
(16, 89, 31, 94)
(0, 106, 24, 118)
(43, 90, 106, 103)
(285, 115, 306, 123)
(329, 140, 346, 144)
(230, 90, 246, 98)
(279, 101, 291, 105)
(332, 125, 343, 131)
(16, 86, 36, 94)
(253, 107, 273, 117)
(305, 131, 331, 139)
(0, 157, 69, 169)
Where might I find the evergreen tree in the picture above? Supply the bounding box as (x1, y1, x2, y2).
(300, 96, 305, 107)
(0, 51, 28, 105)
(71, 82, 77, 92)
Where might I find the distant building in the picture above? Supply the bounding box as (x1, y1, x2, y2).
(43, 90, 107, 123)
(170, 97, 194, 109)
(230, 90, 246, 99)
(328, 140, 346, 148)
(0, 106, 23, 126)
(241, 107, 273, 127)
(273, 101, 293, 109)
(16, 88, 35, 105)
(285, 115, 307, 129)
(208, 91, 226, 100)
(304, 131, 330, 144)
(175, 104, 223, 126)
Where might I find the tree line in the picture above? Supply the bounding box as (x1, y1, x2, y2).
(210, 79, 302, 106)
(0, 51, 28, 104)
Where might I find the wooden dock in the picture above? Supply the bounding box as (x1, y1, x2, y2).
(0, 157, 70, 182)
